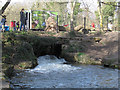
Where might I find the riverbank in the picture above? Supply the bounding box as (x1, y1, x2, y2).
(1, 30, 119, 88)
(2, 31, 60, 88)
(52, 30, 119, 69)
(60, 31, 119, 69)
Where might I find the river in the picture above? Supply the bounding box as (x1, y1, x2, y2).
(10, 55, 119, 88)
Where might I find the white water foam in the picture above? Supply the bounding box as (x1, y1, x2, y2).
(29, 55, 81, 73)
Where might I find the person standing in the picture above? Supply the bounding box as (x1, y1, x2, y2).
(108, 21, 113, 30)
(20, 8, 26, 31)
(16, 21, 19, 31)
(92, 23, 95, 28)
(1, 15, 6, 32)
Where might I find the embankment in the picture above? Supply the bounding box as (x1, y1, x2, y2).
(2, 31, 62, 80)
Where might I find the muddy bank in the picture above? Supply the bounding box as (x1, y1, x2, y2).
(59, 31, 119, 69)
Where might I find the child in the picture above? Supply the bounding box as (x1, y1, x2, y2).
(16, 21, 20, 31)
(1, 15, 6, 32)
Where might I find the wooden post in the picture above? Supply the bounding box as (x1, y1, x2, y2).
(82, 17, 87, 34)
(84, 17, 86, 29)
(107, 18, 108, 30)
(56, 15, 59, 33)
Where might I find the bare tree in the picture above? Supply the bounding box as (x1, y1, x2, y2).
(0, 0, 11, 15)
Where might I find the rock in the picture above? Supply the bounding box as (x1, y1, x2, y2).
(61, 53, 76, 62)
(93, 37, 102, 43)
(45, 16, 58, 32)
(74, 25, 83, 31)
(102, 53, 119, 67)
(4, 65, 15, 79)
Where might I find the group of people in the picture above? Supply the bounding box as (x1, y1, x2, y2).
(90, 22, 113, 31)
(1, 8, 26, 32)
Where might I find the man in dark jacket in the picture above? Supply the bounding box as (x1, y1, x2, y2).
(20, 8, 26, 31)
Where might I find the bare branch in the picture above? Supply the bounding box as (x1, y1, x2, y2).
(0, 0, 11, 15)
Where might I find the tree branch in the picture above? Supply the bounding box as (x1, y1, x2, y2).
(0, 0, 11, 15)
(101, 2, 120, 7)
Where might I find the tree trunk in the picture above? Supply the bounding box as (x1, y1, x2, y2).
(98, 0, 103, 31)
(118, 2, 120, 31)
(70, 1, 76, 31)
(0, 0, 11, 15)
(86, 8, 89, 29)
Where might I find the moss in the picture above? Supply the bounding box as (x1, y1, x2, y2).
(18, 61, 34, 69)
(74, 52, 101, 65)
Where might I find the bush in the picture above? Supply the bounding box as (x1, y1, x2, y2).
(69, 31, 76, 37)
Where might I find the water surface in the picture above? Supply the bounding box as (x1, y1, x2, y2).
(10, 55, 119, 88)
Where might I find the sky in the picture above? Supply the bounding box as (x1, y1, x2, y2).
(0, 0, 98, 12)
(0, 0, 120, 13)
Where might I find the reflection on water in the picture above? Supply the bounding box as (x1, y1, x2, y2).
(10, 55, 118, 88)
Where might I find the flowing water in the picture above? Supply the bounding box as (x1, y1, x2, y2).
(10, 55, 119, 88)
